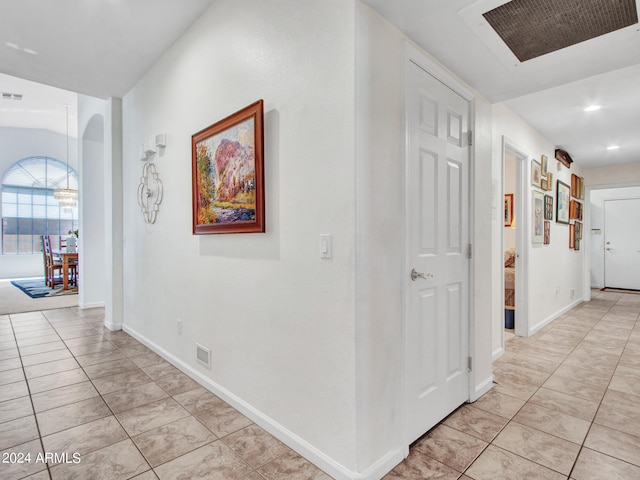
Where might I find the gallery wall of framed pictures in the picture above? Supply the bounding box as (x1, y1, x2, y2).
(568, 173, 584, 251)
(531, 155, 553, 246)
(530, 153, 583, 251)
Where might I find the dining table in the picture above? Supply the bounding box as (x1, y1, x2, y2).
(52, 250, 79, 290)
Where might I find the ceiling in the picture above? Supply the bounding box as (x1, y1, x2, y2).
(0, 0, 214, 100)
(1, 0, 639, 169)
(363, 0, 640, 169)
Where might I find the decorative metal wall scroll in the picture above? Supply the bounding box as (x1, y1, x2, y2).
(137, 161, 163, 224)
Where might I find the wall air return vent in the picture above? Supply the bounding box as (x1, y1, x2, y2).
(2, 92, 23, 100)
(196, 343, 211, 368)
(483, 0, 639, 62)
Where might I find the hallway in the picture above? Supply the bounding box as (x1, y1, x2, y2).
(1, 289, 639, 479)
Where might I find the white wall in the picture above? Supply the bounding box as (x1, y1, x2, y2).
(121, 0, 357, 477)
(120, 1, 499, 477)
(589, 185, 640, 288)
(354, 4, 495, 475)
(0, 127, 78, 279)
(584, 162, 640, 186)
(77, 95, 107, 308)
(492, 103, 584, 346)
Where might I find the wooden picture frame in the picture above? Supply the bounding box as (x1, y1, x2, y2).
(541, 178, 548, 191)
(541, 154, 548, 176)
(544, 194, 553, 220)
(532, 190, 544, 244)
(546, 172, 553, 191)
(192, 100, 265, 234)
(576, 221, 583, 240)
(504, 194, 514, 227)
(544, 220, 550, 245)
(556, 180, 570, 224)
(569, 223, 575, 249)
(531, 160, 542, 188)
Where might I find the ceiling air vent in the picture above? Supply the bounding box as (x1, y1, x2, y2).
(483, 0, 639, 62)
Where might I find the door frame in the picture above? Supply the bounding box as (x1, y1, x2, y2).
(402, 42, 476, 446)
(584, 182, 640, 301)
(500, 138, 529, 343)
(603, 196, 640, 289)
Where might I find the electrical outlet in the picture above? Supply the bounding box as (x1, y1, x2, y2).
(177, 319, 182, 335)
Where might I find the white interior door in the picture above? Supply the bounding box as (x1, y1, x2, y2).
(604, 198, 640, 290)
(405, 60, 470, 444)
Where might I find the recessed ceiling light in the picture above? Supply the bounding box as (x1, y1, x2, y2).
(606, 145, 620, 150)
(584, 105, 601, 112)
(5, 42, 19, 50)
(22, 48, 38, 55)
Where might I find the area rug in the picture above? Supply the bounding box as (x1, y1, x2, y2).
(11, 278, 78, 298)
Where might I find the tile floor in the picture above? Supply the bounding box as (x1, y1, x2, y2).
(0, 289, 639, 479)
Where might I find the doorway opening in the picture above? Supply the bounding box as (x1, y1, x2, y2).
(501, 139, 528, 348)
(588, 185, 640, 294)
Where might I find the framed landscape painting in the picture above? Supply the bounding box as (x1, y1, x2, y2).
(192, 100, 265, 234)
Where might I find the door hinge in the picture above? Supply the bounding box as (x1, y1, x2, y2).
(468, 356, 473, 372)
(466, 244, 472, 259)
(467, 130, 473, 146)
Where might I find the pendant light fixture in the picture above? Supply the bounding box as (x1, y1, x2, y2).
(53, 104, 78, 208)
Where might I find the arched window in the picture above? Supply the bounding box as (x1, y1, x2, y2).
(2, 157, 78, 254)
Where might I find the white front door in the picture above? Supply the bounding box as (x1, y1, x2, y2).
(405, 60, 470, 444)
(604, 198, 640, 290)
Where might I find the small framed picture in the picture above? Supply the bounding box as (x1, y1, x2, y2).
(541, 178, 548, 190)
(544, 221, 550, 245)
(546, 172, 553, 191)
(544, 194, 553, 220)
(569, 223, 575, 249)
(556, 180, 570, 224)
(504, 194, 514, 227)
(532, 190, 544, 244)
(531, 160, 542, 188)
(541, 154, 548, 176)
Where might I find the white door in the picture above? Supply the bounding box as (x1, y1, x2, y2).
(604, 198, 640, 290)
(405, 60, 470, 444)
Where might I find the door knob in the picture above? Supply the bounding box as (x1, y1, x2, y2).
(410, 268, 433, 281)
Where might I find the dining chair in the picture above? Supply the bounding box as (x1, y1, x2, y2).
(42, 235, 63, 288)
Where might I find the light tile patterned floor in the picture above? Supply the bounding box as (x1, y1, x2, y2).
(384, 289, 640, 480)
(1, 289, 639, 479)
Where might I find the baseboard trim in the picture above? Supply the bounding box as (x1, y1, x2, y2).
(79, 301, 105, 310)
(492, 346, 504, 362)
(104, 319, 122, 331)
(122, 325, 399, 480)
(350, 447, 406, 480)
(470, 374, 494, 402)
(529, 297, 583, 336)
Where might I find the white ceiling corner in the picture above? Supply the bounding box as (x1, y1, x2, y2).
(362, 0, 640, 168)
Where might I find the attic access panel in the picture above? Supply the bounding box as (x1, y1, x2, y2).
(483, 0, 639, 62)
